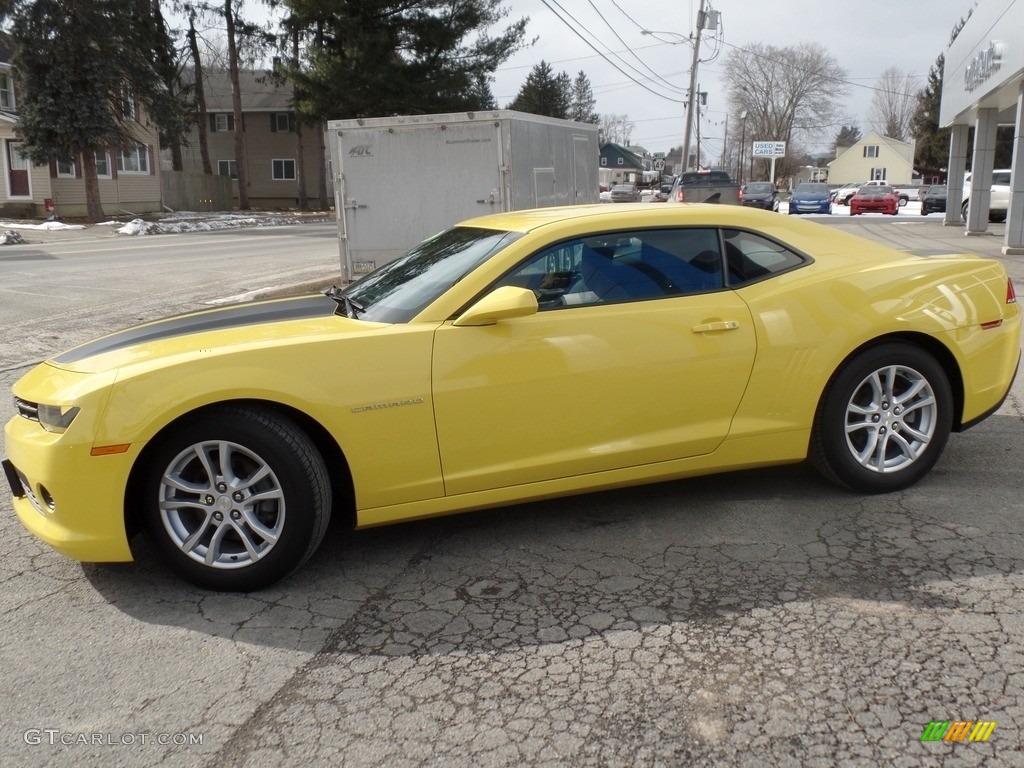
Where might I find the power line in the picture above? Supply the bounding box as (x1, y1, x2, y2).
(537, 0, 687, 103)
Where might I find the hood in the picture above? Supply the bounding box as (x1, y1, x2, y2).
(50, 294, 364, 373)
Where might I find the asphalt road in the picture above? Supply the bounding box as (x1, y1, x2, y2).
(1, 218, 1023, 767)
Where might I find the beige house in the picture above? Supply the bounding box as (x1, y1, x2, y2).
(0, 36, 162, 219)
(827, 132, 916, 186)
(180, 71, 330, 209)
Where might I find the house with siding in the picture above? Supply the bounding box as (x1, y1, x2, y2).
(827, 131, 917, 187)
(0, 34, 162, 219)
(180, 70, 330, 209)
(598, 143, 646, 187)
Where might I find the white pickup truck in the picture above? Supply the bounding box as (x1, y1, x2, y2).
(833, 180, 911, 207)
(962, 169, 1011, 222)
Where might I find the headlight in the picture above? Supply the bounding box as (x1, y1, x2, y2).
(36, 403, 81, 433)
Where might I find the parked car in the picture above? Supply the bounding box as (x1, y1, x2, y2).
(609, 184, 641, 203)
(4, 205, 1020, 590)
(962, 169, 1011, 222)
(788, 182, 832, 215)
(920, 184, 948, 215)
(739, 181, 780, 212)
(850, 184, 900, 216)
(860, 180, 910, 206)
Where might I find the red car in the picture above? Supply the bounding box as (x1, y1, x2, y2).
(850, 185, 899, 216)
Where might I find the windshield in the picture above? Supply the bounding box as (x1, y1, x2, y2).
(794, 183, 828, 195)
(745, 182, 773, 194)
(338, 226, 522, 323)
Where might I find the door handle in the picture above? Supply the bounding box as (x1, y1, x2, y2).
(691, 320, 739, 333)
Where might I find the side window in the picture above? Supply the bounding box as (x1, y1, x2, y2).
(494, 228, 724, 309)
(723, 229, 806, 286)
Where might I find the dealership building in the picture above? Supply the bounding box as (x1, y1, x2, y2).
(941, 0, 1024, 253)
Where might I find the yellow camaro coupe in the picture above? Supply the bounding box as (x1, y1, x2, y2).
(4, 205, 1020, 590)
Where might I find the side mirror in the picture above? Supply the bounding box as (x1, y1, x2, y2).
(453, 286, 539, 327)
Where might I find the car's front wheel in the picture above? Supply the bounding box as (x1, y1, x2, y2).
(810, 343, 952, 493)
(141, 406, 331, 591)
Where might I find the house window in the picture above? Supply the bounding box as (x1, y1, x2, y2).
(870, 167, 887, 181)
(272, 159, 296, 180)
(117, 144, 150, 174)
(119, 84, 136, 120)
(56, 158, 77, 178)
(617, 157, 623, 165)
(211, 113, 235, 132)
(218, 160, 238, 179)
(270, 113, 294, 133)
(863, 145, 879, 158)
(600, 157, 608, 166)
(0, 72, 13, 111)
(95, 150, 111, 178)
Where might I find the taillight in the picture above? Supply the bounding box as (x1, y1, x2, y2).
(738, 188, 744, 202)
(1009, 278, 1017, 304)
(675, 188, 685, 203)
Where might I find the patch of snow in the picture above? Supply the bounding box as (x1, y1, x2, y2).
(0, 229, 27, 245)
(115, 211, 326, 236)
(0, 220, 86, 231)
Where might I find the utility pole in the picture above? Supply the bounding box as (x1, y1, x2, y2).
(681, 0, 707, 172)
(695, 84, 702, 170)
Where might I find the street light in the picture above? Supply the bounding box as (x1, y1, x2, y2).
(640, 29, 692, 45)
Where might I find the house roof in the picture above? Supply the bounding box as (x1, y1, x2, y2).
(827, 131, 913, 168)
(191, 69, 295, 112)
(600, 142, 645, 169)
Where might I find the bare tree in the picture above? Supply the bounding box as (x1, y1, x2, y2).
(868, 67, 917, 141)
(723, 42, 848, 180)
(186, 5, 213, 175)
(599, 114, 634, 145)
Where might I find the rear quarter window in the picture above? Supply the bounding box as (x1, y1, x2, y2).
(723, 229, 807, 286)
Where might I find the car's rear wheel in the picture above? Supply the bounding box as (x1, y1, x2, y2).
(810, 343, 952, 493)
(141, 406, 331, 591)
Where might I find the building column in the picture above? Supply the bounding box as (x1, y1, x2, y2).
(1004, 82, 1024, 255)
(966, 108, 998, 235)
(944, 124, 969, 226)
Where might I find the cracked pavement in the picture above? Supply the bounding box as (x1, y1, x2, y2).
(1, 220, 1023, 767)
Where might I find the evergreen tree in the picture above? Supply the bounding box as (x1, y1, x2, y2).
(508, 61, 570, 119)
(833, 125, 861, 154)
(283, 0, 527, 122)
(569, 71, 598, 124)
(909, 54, 948, 179)
(11, 0, 183, 221)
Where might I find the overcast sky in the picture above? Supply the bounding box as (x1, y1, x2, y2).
(487, 0, 978, 157)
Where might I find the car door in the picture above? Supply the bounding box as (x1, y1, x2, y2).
(430, 227, 757, 497)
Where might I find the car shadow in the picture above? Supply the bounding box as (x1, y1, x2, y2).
(82, 418, 1024, 659)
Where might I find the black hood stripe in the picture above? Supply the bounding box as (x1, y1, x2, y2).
(54, 295, 339, 365)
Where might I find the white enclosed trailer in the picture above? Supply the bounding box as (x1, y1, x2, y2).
(327, 110, 600, 281)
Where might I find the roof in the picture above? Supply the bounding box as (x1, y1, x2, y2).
(191, 69, 295, 112)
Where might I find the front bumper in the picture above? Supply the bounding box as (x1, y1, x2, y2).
(4, 415, 134, 562)
(790, 201, 830, 214)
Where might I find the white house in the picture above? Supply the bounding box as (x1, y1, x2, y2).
(827, 131, 916, 187)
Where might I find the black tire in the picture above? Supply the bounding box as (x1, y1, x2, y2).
(810, 343, 953, 493)
(141, 405, 331, 591)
